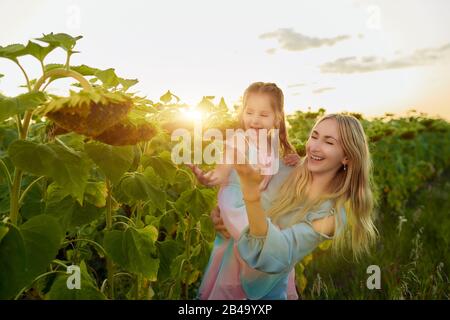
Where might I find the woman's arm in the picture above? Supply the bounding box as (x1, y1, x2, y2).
(234, 163, 336, 237)
(233, 164, 268, 237)
(233, 163, 338, 274)
(237, 216, 335, 274)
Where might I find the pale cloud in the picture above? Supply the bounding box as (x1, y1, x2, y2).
(313, 87, 335, 94)
(320, 43, 450, 73)
(259, 28, 350, 52)
(288, 83, 307, 88)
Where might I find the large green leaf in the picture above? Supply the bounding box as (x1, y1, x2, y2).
(22, 41, 55, 62)
(0, 185, 10, 214)
(199, 214, 216, 242)
(170, 254, 187, 279)
(118, 78, 138, 91)
(55, 132, 86, 151)
(0, 225, 9, 243)
(84, 181, 107, 207)
(158, 210, 178, 237)
(103, 230, 126, 266)
(0, 44, 26, 61)
(118, 170, 166, 211)
(142, 151, 177, 185)
(0, 92, 47, 121)
(20, 180, 45, 219)
(94, 68, 120, 88)
(0, 124, 18, 151)
(45, 261, 106, 300)
(156, 240, 183, 281)
(85, 142, 134, 184)
(46, 197, 104, 231)
(170, 168, 195, 195)
(45, 63, 98, 76)
(71, 64, 100, 75)
(45, 182, 104, 231)
(159, 90, 180, 104)
(0, 224, 27, 299)
(0, 215, 62, 299)
(20, 215, 64, 277)
(35, 33, 82, 52)
(8, 140, 90, 203)
(104, 226, 159, 280)
(175, 188, 216, 219)
(44, 63, 65, 72)
(191, 240, 212, 273)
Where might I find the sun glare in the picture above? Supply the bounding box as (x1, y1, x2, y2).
(181, 107, 203, 122)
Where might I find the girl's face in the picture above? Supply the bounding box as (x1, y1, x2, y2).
(306, 118, 348, 174)
(242, 93, 277, 132)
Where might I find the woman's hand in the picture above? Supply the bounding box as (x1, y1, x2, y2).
(233, 163, 264, 201)
(210, 206, 230, 239)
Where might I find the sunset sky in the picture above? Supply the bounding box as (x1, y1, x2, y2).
(1, 0, 449, 120)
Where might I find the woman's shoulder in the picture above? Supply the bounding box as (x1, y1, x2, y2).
(305, 199, 347, 221)
(304, 200, 347, 239)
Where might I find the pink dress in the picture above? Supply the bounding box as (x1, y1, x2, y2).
(197, 158, 298, 300)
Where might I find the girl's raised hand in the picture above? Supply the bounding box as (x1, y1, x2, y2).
(283, 153, 301, 166)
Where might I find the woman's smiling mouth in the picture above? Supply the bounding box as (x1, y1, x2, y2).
(310, 154, 325, 161)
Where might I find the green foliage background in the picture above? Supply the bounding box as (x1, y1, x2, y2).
(0, 34, 448, 300)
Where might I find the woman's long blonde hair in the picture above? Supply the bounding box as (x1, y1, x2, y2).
(267, 113, 378, 259)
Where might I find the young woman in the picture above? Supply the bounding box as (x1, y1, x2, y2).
(230, 113, 378, 299)
(191, 82, 300, 300)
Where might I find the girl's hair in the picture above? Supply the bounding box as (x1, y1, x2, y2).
(267, 113, 378, 260)
(238, 82, 296, 156)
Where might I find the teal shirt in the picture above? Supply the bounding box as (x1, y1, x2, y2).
(197, 160, 297, 300)
(236, 181, 347, 300)
(218, 161, 295, 241)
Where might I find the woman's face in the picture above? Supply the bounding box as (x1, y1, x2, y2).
(306, 118, 348, 174)
(242, 93, 276, 133)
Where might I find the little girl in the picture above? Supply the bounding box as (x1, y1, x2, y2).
(188, 82, 300, 300)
